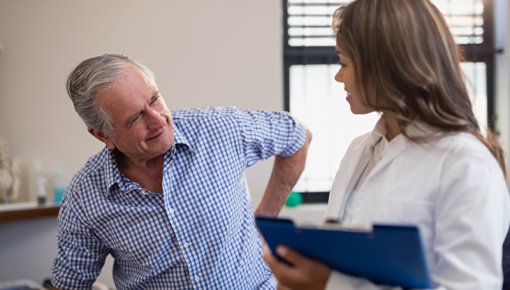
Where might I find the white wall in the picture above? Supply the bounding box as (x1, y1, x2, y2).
(0, 0, 282, 287)
(0, 0, 282, 203)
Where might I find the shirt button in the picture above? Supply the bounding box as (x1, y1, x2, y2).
(168, 208, 175, 214)
(194, 275, 201, 282)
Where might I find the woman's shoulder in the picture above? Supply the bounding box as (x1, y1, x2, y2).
(430, 132, 505, 180)
(434, 132, 492, 157)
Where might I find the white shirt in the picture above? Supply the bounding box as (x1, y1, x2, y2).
(325, 118, 510, 290)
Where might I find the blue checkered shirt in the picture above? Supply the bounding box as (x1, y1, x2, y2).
(52, 107, 307, 290)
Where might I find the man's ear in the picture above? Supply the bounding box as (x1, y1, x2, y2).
(88, 128, 116, 150)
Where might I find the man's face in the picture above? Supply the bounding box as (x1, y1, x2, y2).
(93, 64, 174, 164)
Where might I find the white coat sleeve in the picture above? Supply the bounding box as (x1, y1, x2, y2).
(431, 150, 509, 289)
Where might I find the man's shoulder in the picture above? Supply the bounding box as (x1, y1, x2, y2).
(172, 107, 243, 131)
(68, 148, 110, 194)
(172, 106, 288, 128)
(172, 106, 238, 120)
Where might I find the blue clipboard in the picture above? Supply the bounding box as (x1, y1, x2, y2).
(256, 216, 432, 289)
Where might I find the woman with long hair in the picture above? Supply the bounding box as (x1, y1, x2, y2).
(264, 0, 510, 289)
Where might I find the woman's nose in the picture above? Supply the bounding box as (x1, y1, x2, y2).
(335, 69, 342, 83)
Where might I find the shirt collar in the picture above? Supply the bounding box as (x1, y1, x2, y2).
(372, 117, 387, 138)
(405, 118, 443, 139)
(367, 117, 387, 147)
(370, 116, 442, 143)
(103, 123, 194, 196)
(172, 123, 194, 152)
(103, 148, 124, 195)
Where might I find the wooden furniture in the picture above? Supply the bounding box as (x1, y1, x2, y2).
(0, 202, 60, 223)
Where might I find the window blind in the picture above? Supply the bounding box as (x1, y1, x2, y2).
(286, 0, 485, 47)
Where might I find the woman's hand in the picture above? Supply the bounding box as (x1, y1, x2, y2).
(263, 245, 331, 290)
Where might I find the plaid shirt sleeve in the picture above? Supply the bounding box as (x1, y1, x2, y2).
(51, 186, 109, 290)
(233, 108, 307, 167)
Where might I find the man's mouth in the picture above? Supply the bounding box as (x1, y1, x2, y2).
(146, 130, 163, 141)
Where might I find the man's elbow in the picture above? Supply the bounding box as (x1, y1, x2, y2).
(298, 129, 312, 155)
(289, 129, 312, 167)
(304, 129, 312, 148)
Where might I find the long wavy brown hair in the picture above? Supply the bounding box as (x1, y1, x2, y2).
(334, 0, 506, 175)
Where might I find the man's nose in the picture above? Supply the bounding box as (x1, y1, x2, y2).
(146, 108, 166, 127)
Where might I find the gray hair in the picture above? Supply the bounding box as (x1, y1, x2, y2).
(66, 54, 157, 134)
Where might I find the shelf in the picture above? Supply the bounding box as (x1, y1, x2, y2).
(0, 202, 60, 223)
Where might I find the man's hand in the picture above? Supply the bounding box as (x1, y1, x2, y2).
(263, 245, 331, 290)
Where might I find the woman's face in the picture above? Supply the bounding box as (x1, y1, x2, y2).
(334, 48, 374, 114)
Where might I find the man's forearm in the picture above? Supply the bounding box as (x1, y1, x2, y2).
(255, 130, 312, 216)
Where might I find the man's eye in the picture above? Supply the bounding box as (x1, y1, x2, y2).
(128, 113, 142, 127)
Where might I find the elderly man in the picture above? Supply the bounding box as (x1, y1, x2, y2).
(51, 54, 311, 289)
